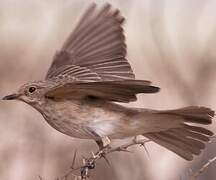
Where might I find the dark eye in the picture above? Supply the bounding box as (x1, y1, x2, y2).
(29, 86, 36, 93)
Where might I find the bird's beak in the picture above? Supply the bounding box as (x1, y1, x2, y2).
(2, 93, 19, 100)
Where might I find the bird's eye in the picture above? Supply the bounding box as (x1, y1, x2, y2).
(28, 86, 36, 93)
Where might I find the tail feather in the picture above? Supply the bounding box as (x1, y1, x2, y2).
(143, 106, 215, 161)
(145, 133, 194, 160)
(170, 128, 210, 142)
(160, 131, 205, 150)
(159, 106, 214, 125)
(184, 124, 213, 136)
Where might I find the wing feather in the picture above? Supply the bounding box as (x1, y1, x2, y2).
(45, 80, 160, 103)
(46, 3, 134, 81)
(45, 3, 160, 102)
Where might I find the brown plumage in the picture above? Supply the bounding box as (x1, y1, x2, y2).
(2, 3, 215, 161)
(144, 107, 214, 160)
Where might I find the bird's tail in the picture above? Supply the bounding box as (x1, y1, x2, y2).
(143, 106, 215, 161)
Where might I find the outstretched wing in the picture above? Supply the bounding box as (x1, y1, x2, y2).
(46, 3, 134, 81)
(45, 80, 160, 103)
(45, 3, 160, 102)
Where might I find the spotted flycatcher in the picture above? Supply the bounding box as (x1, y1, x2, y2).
(3, 3, 214, 161)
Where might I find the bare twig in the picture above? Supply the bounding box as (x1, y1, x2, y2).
(108, 138, 151, 154)
(189, 156, 216, 180)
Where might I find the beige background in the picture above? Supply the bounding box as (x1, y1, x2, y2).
(0, 0, 216, 179)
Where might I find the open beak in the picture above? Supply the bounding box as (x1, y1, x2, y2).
(2, 94, 19, 100)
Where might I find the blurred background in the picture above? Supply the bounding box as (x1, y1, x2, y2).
(0, 0, 216, 179)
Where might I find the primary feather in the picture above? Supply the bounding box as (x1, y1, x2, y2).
(46, 3, 134, 81)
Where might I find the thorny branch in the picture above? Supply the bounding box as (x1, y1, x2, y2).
(57, 137, 151, 180)
(36, 136, 216, 180)
(56, 137, 216, 180)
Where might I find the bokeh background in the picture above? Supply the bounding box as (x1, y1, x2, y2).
(0, 0, 216, 179)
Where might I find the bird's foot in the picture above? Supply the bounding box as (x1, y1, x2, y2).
(96, 136, 111, 151)
(101, 136, 111, 148)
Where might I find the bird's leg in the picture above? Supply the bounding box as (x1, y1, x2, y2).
(92, 137, 111, 167)
(95, 140, 103, 150)
(96, 136, 111, 150)
(95, 136, 111, 161)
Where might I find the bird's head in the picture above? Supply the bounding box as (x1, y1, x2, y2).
(2, 81, 53, 105)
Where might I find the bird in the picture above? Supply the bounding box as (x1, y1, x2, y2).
(2, 3, 215, 161)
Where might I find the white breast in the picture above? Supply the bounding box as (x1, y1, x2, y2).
(87, 120, 116, 137)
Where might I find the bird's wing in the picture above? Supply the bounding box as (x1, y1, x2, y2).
(46, 3, 135, 81)
(45, 3, 160, 102)
(45, 80, 160, 103)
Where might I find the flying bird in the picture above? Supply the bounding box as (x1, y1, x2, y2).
(3, 3, 214, 161)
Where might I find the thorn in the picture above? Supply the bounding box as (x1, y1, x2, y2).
(71, 149, 77, 169)
(91, 151, 96, 158)
(81, 155, 87, 160)
(101, 154, 111, 166)
(82, 158, 86, 165)
(118, 147, 132, 153)
(141, 144, 150, 159)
